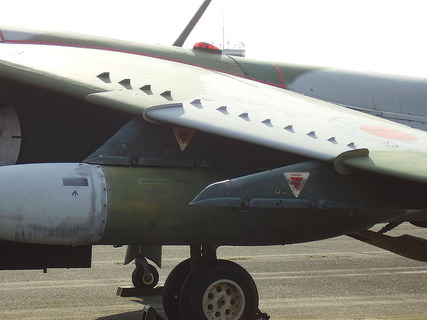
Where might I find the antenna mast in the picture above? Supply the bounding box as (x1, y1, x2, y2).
(173, 0, 212, 47)
(222, 11, 225, 50)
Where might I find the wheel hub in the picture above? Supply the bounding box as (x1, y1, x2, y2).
(143, 273, 154, 285)
(202, 279, 245, 320)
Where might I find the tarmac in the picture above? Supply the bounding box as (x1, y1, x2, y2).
(0, 223, 426, 320)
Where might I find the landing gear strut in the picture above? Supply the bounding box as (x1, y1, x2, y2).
(163, 246, 260, 320)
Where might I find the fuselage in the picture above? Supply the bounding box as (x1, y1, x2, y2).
(0, 27, 426, 248)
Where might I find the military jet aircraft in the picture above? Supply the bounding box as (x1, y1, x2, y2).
(1, 1, 427, 319)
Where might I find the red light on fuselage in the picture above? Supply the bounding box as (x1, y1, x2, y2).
(193, 42, 222, 53)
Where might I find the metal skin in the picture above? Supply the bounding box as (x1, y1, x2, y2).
(1, 16, 427, 320)
(0, 161, 417, 247)
(1, 28, 426, 132)
(0, 79, 131, 164)
(272, 62, 427, 131)
(0, 29, 426, 252)
(99, 165, 400, 246)
(0, 107, 20, 165)
(0, 163, 107, 245)
(99, 161, 425, 247)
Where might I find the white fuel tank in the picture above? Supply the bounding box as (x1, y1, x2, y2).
(0, 163, 107, 245)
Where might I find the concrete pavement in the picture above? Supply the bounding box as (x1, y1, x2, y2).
(0, 223, 426, 320)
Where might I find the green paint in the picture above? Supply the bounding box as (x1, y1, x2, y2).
(99, 165, 410, 246)
(344, 151, 427, 184)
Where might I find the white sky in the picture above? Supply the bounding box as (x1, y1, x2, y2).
(1, 0, 427, 77)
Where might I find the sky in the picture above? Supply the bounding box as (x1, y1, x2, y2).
(1, 0, 427, 77)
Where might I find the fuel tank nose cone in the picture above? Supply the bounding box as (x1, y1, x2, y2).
(0, 163, 107, 245)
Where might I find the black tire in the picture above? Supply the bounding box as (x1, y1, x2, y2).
(410, 220, 427, 228)
(179, 260, 259, 320)
(132, 264, 159, 289)
(162, 259, 192, 320)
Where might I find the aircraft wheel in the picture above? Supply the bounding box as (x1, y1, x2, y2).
(162, 259, 192, 320)
(132, 264, 159, 289)
(410, 220, 427, 228)
(179, 260, 258, 320)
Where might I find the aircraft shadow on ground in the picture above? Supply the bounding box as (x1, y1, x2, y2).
(97, 294, 165, 320)
(97, 310, 143, 320)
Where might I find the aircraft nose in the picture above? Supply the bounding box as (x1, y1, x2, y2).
(0, 163, 108, 245)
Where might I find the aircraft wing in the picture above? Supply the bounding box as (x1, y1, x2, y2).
(1, 28, 427, 183)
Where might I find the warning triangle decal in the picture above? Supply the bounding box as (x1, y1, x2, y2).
(173, 127, 195, 151)
(283, 172, 310, 198)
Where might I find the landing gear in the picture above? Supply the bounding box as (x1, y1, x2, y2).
(132, 255, 159, 290)
(162, 259, 191, 320)
(163, 246, 259, 320)
(180, 260, 258, 320)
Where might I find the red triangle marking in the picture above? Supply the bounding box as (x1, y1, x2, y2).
(177, 131, 191, 143)
(290, 177, 304, 190)
(173, 127, 195, 151)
